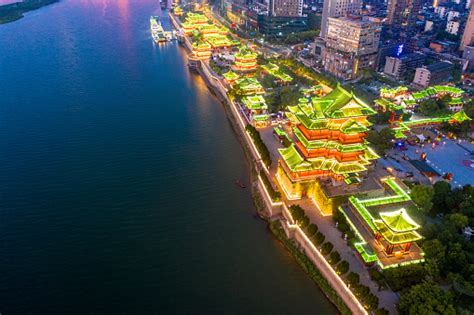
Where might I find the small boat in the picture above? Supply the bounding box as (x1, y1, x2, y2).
(235, 180, 246, 189)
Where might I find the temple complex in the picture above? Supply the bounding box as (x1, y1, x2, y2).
(277, 84, 379, 201)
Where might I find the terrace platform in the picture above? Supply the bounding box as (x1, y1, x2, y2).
(341, 204, 424, 268)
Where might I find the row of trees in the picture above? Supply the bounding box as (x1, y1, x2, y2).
(288, 205, 383, 312)
(259, 170, 281, 202)
(245, 124, 272, 168)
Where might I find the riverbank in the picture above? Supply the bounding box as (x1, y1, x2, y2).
(0, 0, 59, 24)
(169, 10, 369, 314)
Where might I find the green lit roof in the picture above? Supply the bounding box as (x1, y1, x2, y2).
(374, 220, 422, 244)
(379, 209, 420, 233)
(355, 242, 378, 263)
(287, 86, 375, 131)
(242, 95, 267, 110)
(375, 98, 404, 111)
(451, 110, 471, 122)
(279, 145, 367, 175)
(380, 86, 408, 96)
(223, 71, 239, 80)
(448, 97, 463, 105)
(235, 77, 263, 90)
(340, 119, 369, 133)
(235, 45, 257, 60)
(261, 63, 293, 82)
(321, 84, 377, 118)
(253, 114, 270, 121)
(302, 85, 323, 95)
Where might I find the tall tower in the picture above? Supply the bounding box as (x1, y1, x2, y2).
(320, 0, 360, 39)
(461, 4, 474, 51)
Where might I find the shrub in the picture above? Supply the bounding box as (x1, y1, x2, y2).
(354, 284, 370, 299)
(364, 293, 379, 311)
(346, 272, 360, 287)
(259, 170, 281, 202)
(375, 308, 389, 315)
(329, 251, 341, 265)
(321, 242, 334, 256)
(245, 124, 272, 167)
(299, 216, 310, 229)
(336, 260, 349, 275)
(313, 232, 325, 246)
(306, 223, 318, 236)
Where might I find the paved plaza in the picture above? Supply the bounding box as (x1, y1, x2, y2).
(403, 138, 474, 187)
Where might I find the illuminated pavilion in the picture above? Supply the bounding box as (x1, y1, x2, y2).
(339, 177, 424, 268)
(191, 41, 212, 60)
(231, 46, 258, 73)
(277, 84, 379, 200)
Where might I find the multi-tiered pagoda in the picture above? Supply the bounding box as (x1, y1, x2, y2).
(277, 84, 379, 199)
(231, 46, 257, 73)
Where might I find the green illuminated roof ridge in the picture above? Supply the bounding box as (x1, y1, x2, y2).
(379, 208, 420, 233)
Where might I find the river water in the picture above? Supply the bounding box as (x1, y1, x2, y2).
(0, 1, 337, 313)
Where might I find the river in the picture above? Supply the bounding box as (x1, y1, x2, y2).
(0, 0, 337, 313)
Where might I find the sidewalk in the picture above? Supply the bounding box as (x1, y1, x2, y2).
(298, 199, 399, 314)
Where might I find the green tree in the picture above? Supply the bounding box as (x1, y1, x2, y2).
(448, 213, 469, 230)
(336, 260, 349, 275)
(306, 223, 318, 236)
(321, 242, 333, 255)
(446, 242, 468, 273)
(328, 251, 341, 265)
(346, 272, 360, 287)
(410, 185, 435, 213)
(399, 282, 455, 315)
(313, 231, 325, 246)
(432, 181, 452, 214)
(418, 99, 439, 116)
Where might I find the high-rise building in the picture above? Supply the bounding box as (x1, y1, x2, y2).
(386, 0, 421, 33)
(269, 0, 303, 16)
(461, 4, 474, 51)
(320, 0, 360, 39)
(322, 16, 381, 80)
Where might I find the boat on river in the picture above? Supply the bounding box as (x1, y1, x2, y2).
(150, 16, 168, 43)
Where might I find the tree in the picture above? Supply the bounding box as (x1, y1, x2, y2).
(375, 308, 389, 315)
(329, 251, 341, 265)
(321, 242, 334, 255)
(364, 293, 379, 311)
(346, 272, 360, 287)
(445, 242, 468, 273)
(298, 215, 310, 229)
(306, 223, 318, 236)
(336, 260, 349, 275)
(313, 231, 325, 246)
(418, 99, 439, 116)
(448, 213, 469, 230)
(383, 264, 426, 291)
(432, 181, 452, 214)
(366, 128, 394, 155)
(410, 184, 434, 213)
(399, 282, 455, 315)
